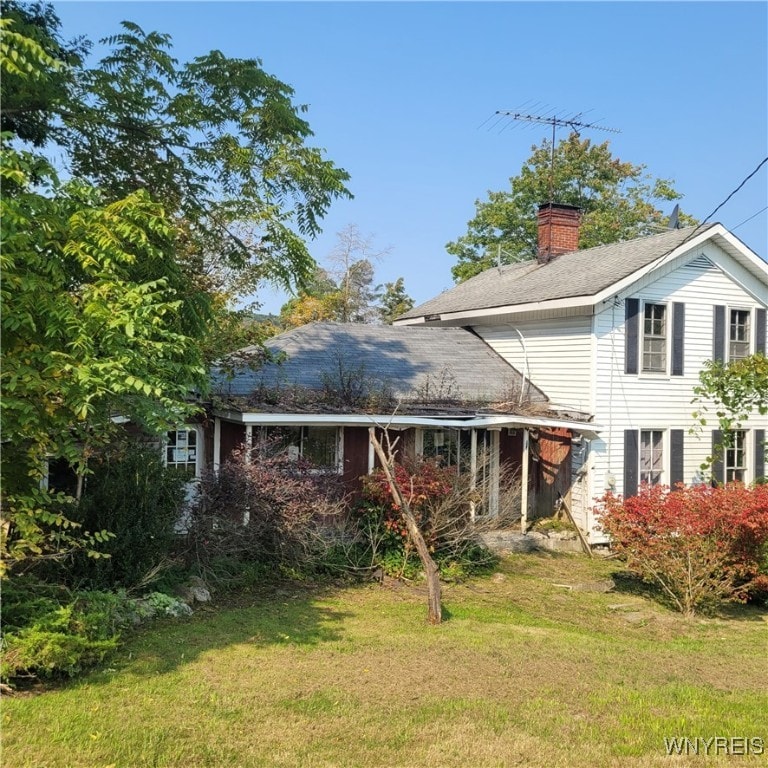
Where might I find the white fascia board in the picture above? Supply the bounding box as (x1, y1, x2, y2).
(402, 294, 596, 325)
(213, 410, 602, 437)
(712, 226, 768, 279)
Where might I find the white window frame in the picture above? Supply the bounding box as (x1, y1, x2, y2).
(417, 428, 461, 467)
(261, 425, 343, 473)
(163, 425, 203, 480)
(641, 301, 669, 374)
(725, 429, 749, 483)
(639, 428, 665, 486)
(728, 307, 751, 362)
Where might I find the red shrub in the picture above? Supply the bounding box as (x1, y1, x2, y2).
(597, 483, 768, 615)
(361, 459, 457, 545)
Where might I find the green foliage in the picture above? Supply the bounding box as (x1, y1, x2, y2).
(447, 133, 696, 281)
(0, 2, 87, 146)
(61, 20, 351, 295)
(2, 8, 348, 572)
(280, 225, 390, 328)
(378, 277, 414, 324)
(1, 588, 122, 680)
(692, 353, 768, 463)
(66, 442, 187, 589)
(1, 575, 195, 682)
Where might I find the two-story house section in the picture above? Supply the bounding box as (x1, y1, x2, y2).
(396, 204, 768, 542)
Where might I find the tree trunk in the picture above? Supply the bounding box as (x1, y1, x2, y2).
(369, 428, 442, 624)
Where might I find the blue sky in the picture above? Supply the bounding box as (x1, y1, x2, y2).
(53, 1, 768, 313)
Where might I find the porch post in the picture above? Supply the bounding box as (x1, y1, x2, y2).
(368, 430, 375, 474)
(213, 417, 221, 474)
(244, 424, 253, 464)
(469, 429, 478, 522)
(521, 428, 530, 533)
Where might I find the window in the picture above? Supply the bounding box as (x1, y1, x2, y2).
(640, 429, 664, 485)
(264, 426, 339, 469)
(725, 430, 747, 483)
(729, 309, 750, 361)
(642, 303, 667, 372)
(165, 428, 200, 479)
(421, 429, 460, 466)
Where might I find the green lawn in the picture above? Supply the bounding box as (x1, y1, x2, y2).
(4, 553, 767, 767)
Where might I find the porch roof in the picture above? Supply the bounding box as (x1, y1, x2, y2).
(211, 409, 602, 440)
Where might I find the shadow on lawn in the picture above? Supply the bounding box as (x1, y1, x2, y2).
(609, 569, 768, 622)
(102, 581, 355, 681)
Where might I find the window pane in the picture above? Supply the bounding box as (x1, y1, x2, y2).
(423, 429, 459, 466)
(729, 310, 750, 361)
(165, 428, 198, 479)
(725, 430, 747, 482)
(642, 304, 666, 372)
(640, 430, 663, 485)
(303, 427, 337, 467)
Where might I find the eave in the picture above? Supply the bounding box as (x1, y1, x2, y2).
(212, 409, 602, 440)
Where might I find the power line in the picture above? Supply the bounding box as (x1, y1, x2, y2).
(731, 206, 768, 232)
(701, 156, 768, 224)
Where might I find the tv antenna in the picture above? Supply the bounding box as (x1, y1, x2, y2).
(495, 110, 621, 202)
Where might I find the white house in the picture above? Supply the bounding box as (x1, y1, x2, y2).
(396, 204, 768, 542)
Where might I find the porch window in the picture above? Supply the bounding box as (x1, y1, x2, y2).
(421, 429, 460, 466)
(165, 428, 200, 479)
(642, 303, 667, 372)
(729, 309, 750, 361)
(264, 426, 339, 470)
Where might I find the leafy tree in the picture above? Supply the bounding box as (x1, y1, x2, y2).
(378, 277, 414, 324)
(280, 266, 342, 328)
(692, 353, 768, 467)
(1, 9, 349, 572)
(447, 134, 695, 282)
(280, 225, 389, 327)
(0, 0, 87, 146)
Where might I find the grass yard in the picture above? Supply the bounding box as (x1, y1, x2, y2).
(3, 552, 767, 767)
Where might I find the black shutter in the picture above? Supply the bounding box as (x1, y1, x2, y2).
(756, 308, 766, 355)
(713, 305, 726, 362)
(670, 429, 684, 488)
(711, 430, 724, 486)
(624, 430, 639, 498)
(672, 303, 685, 376)
(755, 430, 766, 483)
(625, 298, 640, 374)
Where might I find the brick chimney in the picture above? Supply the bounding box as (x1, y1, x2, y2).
(537, 203, 582, 264)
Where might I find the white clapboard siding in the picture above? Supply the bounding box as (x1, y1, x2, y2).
(590, 248, 768, 525)
(477, 315, 593, 410)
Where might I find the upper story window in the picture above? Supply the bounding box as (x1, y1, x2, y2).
(729, 309, 750, 361)
(642, 303, 667, 372)
(640, 429, 664, 485)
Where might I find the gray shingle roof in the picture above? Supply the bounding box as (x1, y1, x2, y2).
(212, 322, 547, 406)
(399, 225, 715, 320)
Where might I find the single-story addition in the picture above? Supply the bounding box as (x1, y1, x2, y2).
(198, 322, 601, 527)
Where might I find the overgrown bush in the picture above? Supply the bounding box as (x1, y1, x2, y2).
(66, 441, 186, 589)
(597, 483, 768, 616)
(354, 457, 516, 580)
(1, 576, 192, 683)
(185, 444, 346, 584)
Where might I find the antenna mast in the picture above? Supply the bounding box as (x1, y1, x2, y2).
(496, 110, 620, 202)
